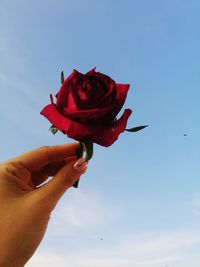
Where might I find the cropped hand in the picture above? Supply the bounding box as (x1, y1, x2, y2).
(0, 142, 87, 267)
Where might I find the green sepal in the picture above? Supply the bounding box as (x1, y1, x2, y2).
(73, 141, 93, 188)
(61, 71, 65, 84)
(82, 141, 94, 162)
(49, 125, 58, 135)
(125, 125, 148, 132)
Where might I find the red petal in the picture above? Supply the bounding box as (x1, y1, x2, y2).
(86, 67, 96, 75)
(40, 104, 132, 147)
(56, 70, 78, 109)
(93, 109, 132, 147)
(41, 104, 72, 132)
(114, 84, 130, 114)
(63, 104, 117, 123)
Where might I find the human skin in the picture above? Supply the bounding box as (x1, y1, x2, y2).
(0, 142, 88, 267)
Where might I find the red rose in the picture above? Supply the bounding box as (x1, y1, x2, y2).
(40, 68, 132, 147)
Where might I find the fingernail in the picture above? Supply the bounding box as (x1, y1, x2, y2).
(81, 164, 88, 172)
(73, 158, 88, 171)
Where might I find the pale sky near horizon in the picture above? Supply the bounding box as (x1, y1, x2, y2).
(1, 0, 200, 266)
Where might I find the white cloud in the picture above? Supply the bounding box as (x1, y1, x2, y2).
(27, 229, 200, 267)
(26, 193, 200, 267)
(51, 190, 115, 229)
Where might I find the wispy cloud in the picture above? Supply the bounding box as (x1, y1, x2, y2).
(51, 190, 115, 229)
(0, 19, 47, 139)
(28, 229, 200, 267)
(27, 192, 200, 267)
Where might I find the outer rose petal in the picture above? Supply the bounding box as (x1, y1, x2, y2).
(63, 103, 118, 124)
(40, 104, 132, 147)
(56, 70, 81, 109)
(86, 67, 96, 75)
(92, 109, 132, 147)
(114, 83, 130, 114)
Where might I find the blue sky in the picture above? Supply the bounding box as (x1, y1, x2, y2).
(1, 0, 200, 266)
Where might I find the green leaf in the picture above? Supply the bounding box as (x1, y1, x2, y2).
(125, 125, 148, 132)
(49, 125, 58, 135)
(61, 71, 65, 84)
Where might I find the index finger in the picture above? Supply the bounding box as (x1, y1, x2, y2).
(10, 142, 80, 171)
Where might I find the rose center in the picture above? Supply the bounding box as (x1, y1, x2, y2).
(85, 80, 101, 94)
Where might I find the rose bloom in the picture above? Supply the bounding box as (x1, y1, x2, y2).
(41, 68, 132, 147)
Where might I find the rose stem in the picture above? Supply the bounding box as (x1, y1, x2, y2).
(72, 142, 84, 188)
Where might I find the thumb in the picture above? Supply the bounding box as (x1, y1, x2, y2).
(35, 158, 88, 208)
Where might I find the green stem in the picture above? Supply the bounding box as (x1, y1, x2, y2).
(72, 141, 93, 188)
(73, 142, 84, 188)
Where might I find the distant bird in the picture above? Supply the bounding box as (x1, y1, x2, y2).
(183, 134, 187, 136)
(100, 238, 103, 240)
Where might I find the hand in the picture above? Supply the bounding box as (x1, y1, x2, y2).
(0, 142, 88, 267)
